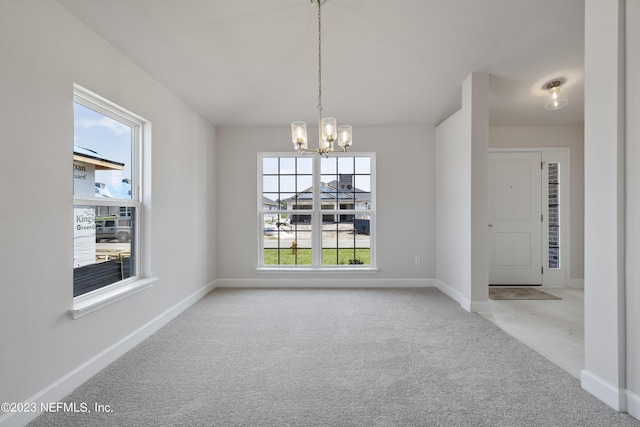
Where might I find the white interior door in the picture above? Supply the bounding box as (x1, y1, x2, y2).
(489, 152, 542, 285)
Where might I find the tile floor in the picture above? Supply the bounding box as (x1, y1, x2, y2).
(481, 287, 584, 379)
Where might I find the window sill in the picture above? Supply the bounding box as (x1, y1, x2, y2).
(70, 277, 157, 319)
(256, 267, 379, 273)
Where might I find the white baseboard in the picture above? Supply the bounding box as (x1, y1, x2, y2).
(214, 278, 434, 288)
(434, 279, 491, 314)
(462, 298, 492, 314)
(626, 389, 640, 421)
(0, 281, 216, 427)
(217, 277, 493, 313)
(581, 369, 628, 412)
(434, 279, 462, 304)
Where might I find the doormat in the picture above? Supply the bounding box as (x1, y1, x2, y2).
(489, 287, 561, 300)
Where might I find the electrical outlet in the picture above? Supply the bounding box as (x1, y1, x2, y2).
(415, 256, 421, 266)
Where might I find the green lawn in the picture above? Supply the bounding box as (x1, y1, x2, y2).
(264, 248, 370, 265)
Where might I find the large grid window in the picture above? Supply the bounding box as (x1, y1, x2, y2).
(259, 153, 375, 268)
(73, 86, 145, 297)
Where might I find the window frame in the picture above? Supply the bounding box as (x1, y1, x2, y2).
(71, 85, 155, 318)
(257, 152, 377, 271)
(540, 148, 570, 286)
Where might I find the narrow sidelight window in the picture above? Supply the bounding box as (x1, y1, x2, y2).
(548, 163, 560, 269)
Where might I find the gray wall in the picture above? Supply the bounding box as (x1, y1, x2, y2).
(582, 0, 639, 417)
(435, 73, 490, 312)
(626, 0, 640, 412)
(0, 0, 216, 415)
(215, 126, 436, 286)
(436, 110, 471, 298)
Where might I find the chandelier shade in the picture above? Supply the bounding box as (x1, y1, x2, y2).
(291, 121, 308, 150)
(291, 0, 352, 156)
(338, 125, 352, 149)
(321, 117, 336, 151)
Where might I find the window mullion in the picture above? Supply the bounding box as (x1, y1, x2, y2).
(74, 197, 139, 208)
(312, 155, 322, 266)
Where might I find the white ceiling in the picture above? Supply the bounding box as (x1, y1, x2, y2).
(56, 0, 585, 127)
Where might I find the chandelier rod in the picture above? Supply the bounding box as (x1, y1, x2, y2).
(317, 0, 322, 114)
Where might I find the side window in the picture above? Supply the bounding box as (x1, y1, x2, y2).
(73, 87, 144, 297)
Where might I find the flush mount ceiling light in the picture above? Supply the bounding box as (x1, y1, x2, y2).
(544, 80, 568, 110)
(291, 0, 352, 156)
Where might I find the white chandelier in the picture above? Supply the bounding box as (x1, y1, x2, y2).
(291, 0, 352, 156)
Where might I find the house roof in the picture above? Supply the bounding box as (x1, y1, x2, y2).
(74, 145, 125, 170)
(286, 181, 370, 203)
(262, 196, 279, 206)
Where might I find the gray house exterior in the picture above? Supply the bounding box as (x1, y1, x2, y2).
(285, 177, 370, 224)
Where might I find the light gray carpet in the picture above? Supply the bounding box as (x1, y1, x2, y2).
(29, 288, 639, 427)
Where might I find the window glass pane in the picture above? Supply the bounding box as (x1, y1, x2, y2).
(74, 205, 136, 297)
(354, 175, 371, 193)
(336, 174, 354, 192)
(290, 203, 312, 223)
(280, 175, 296, 193)
(262, 193, 279, 210)
(354, 157, 371, 174)
(321, 222, 370, 265)
(279, 193, 296, 203)
(263, 157, 278, 174)
(263, 175, 278, 193)
(297, 157, 313, 174)
(297, 175, 312, 192)
(338, 156, 354, 174)
(321, 174, 336, 185)
(320, 181, 338, 204)
(279, 157, 296, 174)
(320, 157, 337, 174)
(74, 102, 132, 199)
(263, 214, 312, 265)
(293, 188, 313, 206)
